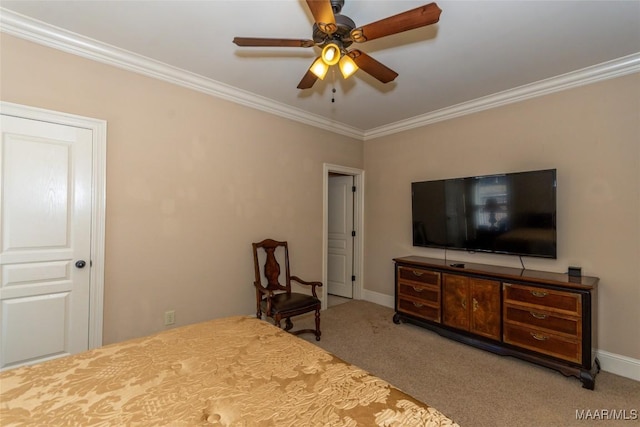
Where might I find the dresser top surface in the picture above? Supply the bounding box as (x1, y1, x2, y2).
(394, 256, 598, 290)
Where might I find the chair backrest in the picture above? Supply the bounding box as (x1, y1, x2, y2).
(252, 239, 291, 294)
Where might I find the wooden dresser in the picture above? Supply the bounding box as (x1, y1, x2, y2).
(393, 256, 599, 389)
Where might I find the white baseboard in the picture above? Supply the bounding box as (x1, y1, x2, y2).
(360, 291, 640, 383)
(362, 289, 394, 309)
(595, 349, 640, 382)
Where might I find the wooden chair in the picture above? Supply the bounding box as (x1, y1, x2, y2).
(252, 238, 322, 341)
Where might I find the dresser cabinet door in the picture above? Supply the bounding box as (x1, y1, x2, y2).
(444, 274, 501, 340)
(470, 278, 501, 340)
(443, 274, 469, 330)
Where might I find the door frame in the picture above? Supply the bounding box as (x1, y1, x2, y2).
(322, 163, 364, 310)
(1, 101, 106, 348)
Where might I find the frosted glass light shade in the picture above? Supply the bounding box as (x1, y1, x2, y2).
(310, 57, 329, 79)
(321, 43, 341, 66)
(339, 55, 358, 78)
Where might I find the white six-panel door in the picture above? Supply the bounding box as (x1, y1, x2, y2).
(0, 115, 93, 370)
(328, 175, 354, 298)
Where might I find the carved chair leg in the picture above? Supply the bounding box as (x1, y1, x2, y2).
(315, 309, 321, 341)
(256, 297, 263, 319)
(275, 314, 282, 329)
(284, 317, 294, 331)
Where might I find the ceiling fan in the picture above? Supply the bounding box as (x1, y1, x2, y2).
(233, 0, 442, 89)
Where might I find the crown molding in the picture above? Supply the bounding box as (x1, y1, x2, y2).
(364, 53, 640, 140)
(2, 8, 638, 142)
(0, 8, 364, 140)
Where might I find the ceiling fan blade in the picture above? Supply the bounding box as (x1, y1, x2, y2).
(233, 37, 315, 48)
(306, 0, 337, 34)
(297, 69, 319, 89)
(348, 50, 398, 84)
(350, 2, 442, 43)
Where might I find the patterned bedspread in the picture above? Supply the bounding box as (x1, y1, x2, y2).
(0, 316, 458, 426)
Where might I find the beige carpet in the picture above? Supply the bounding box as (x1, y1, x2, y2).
(295, 300, 639, 427)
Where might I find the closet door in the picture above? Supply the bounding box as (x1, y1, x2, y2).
(0, 115, 93, 370)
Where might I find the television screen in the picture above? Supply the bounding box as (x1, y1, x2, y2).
(412, 169, 557, 258)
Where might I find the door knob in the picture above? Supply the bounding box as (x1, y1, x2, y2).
(75, 260, 86, 269)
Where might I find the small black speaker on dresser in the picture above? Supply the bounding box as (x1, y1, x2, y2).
(568, 266, 582, 277)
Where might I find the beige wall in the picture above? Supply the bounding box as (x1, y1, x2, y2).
(364, 73, 640, 359)
(0, 35, 363, 344)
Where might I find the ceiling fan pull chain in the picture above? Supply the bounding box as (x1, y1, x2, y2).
(331, 68, 337, 103)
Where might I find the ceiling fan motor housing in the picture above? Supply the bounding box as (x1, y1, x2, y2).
(312, 13, 356, 48)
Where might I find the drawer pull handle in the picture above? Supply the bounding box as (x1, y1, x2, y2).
(412, 286, 424, 293)
(461, 297, 467, 309)
(530, 311, 548, 320)
(412, 302, 424, 308)
(473, 298, 479, 312)
(530, 290, 548, 298)
(530, 332, 549, 341)
(411, 270, 424, 277)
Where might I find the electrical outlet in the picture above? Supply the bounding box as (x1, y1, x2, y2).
(164, 310, 175, 326)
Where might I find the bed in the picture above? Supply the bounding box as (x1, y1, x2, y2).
(0, 316, 458, 426)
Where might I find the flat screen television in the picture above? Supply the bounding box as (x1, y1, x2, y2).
(412, 169, 557, 258)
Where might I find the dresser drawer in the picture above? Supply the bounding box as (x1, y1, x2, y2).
(504, 305, 581, 338)
(504, 324, 581, 364)
(398, 282, 440, 305)
(398, 297, 440, 322)
(504, 283, 581, 315)
(398, 267, 441, 286)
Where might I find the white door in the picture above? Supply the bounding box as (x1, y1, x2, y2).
(328, 175, 354, 298)
(0, 115, 93, 370)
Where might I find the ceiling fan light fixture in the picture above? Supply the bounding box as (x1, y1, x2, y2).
(310, 57, 330, 79)
(321, 43, 341, 66)
(233, 1, 443, 89)
(339, 54, 358, 79)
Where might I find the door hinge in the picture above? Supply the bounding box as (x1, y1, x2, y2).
(351, 230, 356, 237)
(352, 185, 356, 192)
(351, 275, 356, 282)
